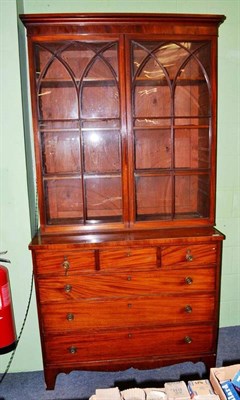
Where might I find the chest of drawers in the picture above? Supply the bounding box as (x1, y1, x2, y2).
(30, 227, 224, 389)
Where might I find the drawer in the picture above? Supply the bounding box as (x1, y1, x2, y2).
(37, 267, 216, 302)
(44, 324, 214, 364)
(99, 247, 157, 270)
(40, 294, 215, 332)
(161, 244, 217, 268)
(34, 250, 96, 275)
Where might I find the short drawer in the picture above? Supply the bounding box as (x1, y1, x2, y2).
(37, 267, 216, 302)
(34, 250, 96, 275)
(99, 247, 157, 270)
(161, 244, 217, 268)
(40, 294, 215, 332)
(44, 324, 215, 364)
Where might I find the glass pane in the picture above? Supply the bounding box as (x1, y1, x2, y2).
(135, 129, 171, 169)
(101, 45, 118, 75)
(85, 177, 122, 220)
(80, 43, 119, 119)
(35, 44, 78, 120)
(136, 42, 188, 81)
(195, 43, 211, 78)
(42, 131, 81, 174)
(174, 47, 210, 117)
(83, 130, 121, 173)
(81, 85, 119, 118)
(136, 176, 172, 220)
(198, 128, 210, 168)
(61, 42, 96, 79)
(157, 43, 189, 80)
(45, 179, 83, 224)
(174, 128, 209, 169)
(132, 41, 190, 80)
(132, 41, 171, 118)
(86, 51, 118, 80)
(61, 42, 118, 80)
(134, 85, 171, 117)
(38, 83, 78, 120)
(132, 43, 150, 76)
(175, 83, 210, 117)
(175, 174, 210, 218)
(132, 42, 207, 80)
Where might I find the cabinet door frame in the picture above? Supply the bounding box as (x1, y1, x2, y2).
(125, 33, 218, 230)
(27, 33, 129, 233)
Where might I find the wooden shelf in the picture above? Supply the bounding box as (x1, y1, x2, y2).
(39, 77, 118, 88)
(134, 77, 206, 86)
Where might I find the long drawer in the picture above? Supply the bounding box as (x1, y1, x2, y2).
(44, 324, 215, 364)
(37, 267, 216, 302)
(40, 294, 215, 331)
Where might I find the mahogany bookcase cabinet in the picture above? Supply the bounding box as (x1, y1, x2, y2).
(20, 13, 226, 389)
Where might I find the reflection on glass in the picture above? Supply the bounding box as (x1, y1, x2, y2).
(134, 86, 171, 118)
(84, 131, 120, 173)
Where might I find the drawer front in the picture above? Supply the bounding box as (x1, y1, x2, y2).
(34, 250, 96, 275)
(99, 247, 157, 270)
(161, 244, 217, 267)
(40, 294, 215, 331)
(44, 324, 214, 364)
(37, 268, 215, 302)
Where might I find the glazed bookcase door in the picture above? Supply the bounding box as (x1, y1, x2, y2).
(128, 39, 214, 227)
(34, 39, 125, 231)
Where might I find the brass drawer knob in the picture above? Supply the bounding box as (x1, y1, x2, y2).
(66, 313, 74, 321)
(184, 336, 192, 344)
(127, 276, 132, 281)
(68, 346, 77, 354)
(64, 284, 72, 293)
(185, 276, 193, 285)
(127, 303, 132, 308)
(185, 249, 193, 262)
(184, 305, 192, 313)
(62, 258, 70, 276)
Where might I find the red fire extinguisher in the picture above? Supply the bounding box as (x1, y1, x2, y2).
(0, 252, 17, 354)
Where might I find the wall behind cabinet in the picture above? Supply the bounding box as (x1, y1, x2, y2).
(0, 0, 238, 374)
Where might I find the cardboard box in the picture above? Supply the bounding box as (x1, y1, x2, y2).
(188, 379, 219, 399)
(164, 381, 190, 400)
(210, 365, 240, 400)
(232, 370, 240, 392)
